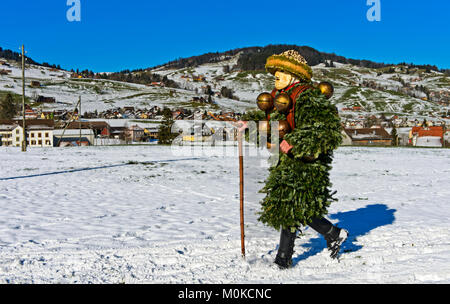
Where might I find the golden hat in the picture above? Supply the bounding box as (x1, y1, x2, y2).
(265, 50, 313, 82)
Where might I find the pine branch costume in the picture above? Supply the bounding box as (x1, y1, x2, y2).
(257, 50, 343, 231)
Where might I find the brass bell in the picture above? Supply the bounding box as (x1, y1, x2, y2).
(278, 120, 291, 139)
(274, 92, 292, 113)
(256, 93, 274, 112)
(318, 81, 334, 99)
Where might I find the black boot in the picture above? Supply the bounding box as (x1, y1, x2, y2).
(308, 217, 348, 259)
(274, 228, 297, 269)
(324, 227, 348, 259)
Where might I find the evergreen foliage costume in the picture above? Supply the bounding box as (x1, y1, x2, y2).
(254, 50, 348, 268)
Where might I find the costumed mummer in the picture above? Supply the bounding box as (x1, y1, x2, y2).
(255, 50, 348, 269)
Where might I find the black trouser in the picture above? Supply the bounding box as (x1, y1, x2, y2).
(277, 217, 338, 257)
(308, 217, 336, 236)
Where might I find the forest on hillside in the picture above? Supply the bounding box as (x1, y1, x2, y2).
(150, 44, 444, 74)
(2, 44, 447, 82)
(95, 69, 179, 88)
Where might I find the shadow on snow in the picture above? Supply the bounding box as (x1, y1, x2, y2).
(292, 204, 396, 266)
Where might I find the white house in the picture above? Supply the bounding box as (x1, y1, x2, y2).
(0, 120, 54, 148)
(12, 124, 54, 147)
(0, 124, 16, 146)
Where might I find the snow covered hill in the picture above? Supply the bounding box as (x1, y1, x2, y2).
(0, 56, 253, 114)
(152, 54, 449, 118)
(0, 145, 449, 283)
(1, 52, 448, 118)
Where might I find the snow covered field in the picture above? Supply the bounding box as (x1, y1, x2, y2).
(0, 145, 449, 283)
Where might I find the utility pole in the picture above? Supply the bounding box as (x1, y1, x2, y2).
(21, 45, 27, 152)
(79, 96, 82, 146)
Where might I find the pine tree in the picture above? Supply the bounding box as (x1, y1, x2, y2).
(0, 93, 17, 119)
(391, 125, 399, 146)
(158, 108, 177, 145)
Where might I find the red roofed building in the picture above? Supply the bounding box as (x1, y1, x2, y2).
(342, 127, 392, 146)
(410, 126, 444, 147)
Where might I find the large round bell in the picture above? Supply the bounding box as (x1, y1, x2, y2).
(318, 81, 334, 99)
(274, 92, 292, 113)
(278, 120, 291, 139)
(256, 92, 274, 112)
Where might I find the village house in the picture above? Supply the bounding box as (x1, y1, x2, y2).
(410, 126, 444, 147)
(343, 120, 365, 129)
(71, 73, 83, 79)
(0, 69, 12, 75)
(144, 127, 159, 141)
(65, 121, 111, 138)
(24, 108, 38, 119)
(36, 96, 56, 104)
(342, 127, 392, 146)
(30, 81, 41, 88)
(110, 125, 126, 139)
(148, 82, 162, 87)
(125, 125, 145, 142)
(340, 106, 363, 112)
(193, 75, 206, 82)
(0, 124, 15, 146)
(0, 119, 54, 147)
(139, 113, 149, 119)
(53, 129, 94, 147)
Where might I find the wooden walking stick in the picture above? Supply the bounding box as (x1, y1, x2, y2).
(208, 112, 246, 258)
(238, 128, 245, 258)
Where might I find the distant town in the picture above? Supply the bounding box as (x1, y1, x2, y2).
(1, 102, 449, 148)
(1, 45, 449, 150)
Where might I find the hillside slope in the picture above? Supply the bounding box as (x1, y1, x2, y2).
(1, 50, 448, 118)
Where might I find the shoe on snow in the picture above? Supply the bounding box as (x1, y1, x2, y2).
(325, 228, 348, 259)
(274, 228, 297, 269)
(274, 252, 293, 269)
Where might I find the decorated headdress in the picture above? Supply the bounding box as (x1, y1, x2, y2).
(265, 50, 313, 82)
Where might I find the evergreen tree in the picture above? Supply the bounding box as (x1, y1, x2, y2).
(391, 125, 399, 146)
(0, 93, 17, 119)
(158, 108, 177, 144)
(205, 85, 213, 95)
(221, 86, 233, 99)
